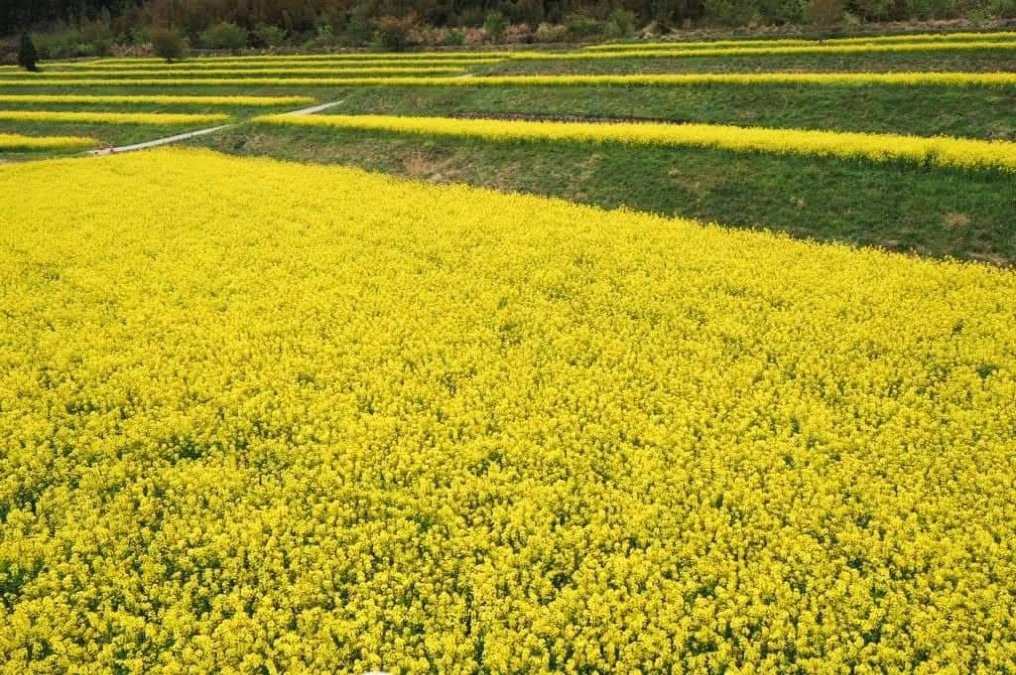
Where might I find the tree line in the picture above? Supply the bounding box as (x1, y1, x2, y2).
(2, 0, 1012, 49)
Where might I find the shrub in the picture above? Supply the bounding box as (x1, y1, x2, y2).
(848, 0, 894, 19)
(807, 0, 845, 30)
(604, 9, 637, 38)
(255, 23, 287, 48)
(565, 13, 603, 39)
(18, 33, 38, 71)
(535, 22, 569, 42)
(703, 0, 760, 25)
(343, 15, 373, 47)
(993, 0, 1016, 17)
(444, 28, 466, 45)
(758, 0, 809, 22)
(200, 21, 247, 51)
(151, 27, 186, 62)
(484, 10, 510, 41)
(376, 15, 417, 51)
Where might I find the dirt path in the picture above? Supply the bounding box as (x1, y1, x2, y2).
(85, 99, 344, 156)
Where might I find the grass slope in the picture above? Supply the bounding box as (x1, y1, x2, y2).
(197, 126, 1016, 265)
(323, 85, 1015, 139)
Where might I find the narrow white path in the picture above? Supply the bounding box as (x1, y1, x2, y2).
(279, 100, 346, 116)
(85, 99, 344, 156)
(87, 124, 233, 156)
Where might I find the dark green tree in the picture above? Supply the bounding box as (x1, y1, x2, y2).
(18, 32, 39, 71)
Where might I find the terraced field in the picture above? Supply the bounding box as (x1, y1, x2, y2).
(1, 29, 1015, 673)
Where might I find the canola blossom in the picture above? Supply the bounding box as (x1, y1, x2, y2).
(58, 58, 502, 70)
(3, 71, 1011, 89)
(0, 66, 467, 79)
(0, 110, 230, 125)
(255, 113, 1016, 171)
(583, 30, 1016, 51)
(0, 74, 467, 88)
(1, 148, 1015, 673)
(0, 94, 314, 106)
(2, 70, 1009, 89)
(80, 51, 513, 66)
(0, 132, 97, 149)
(512, 39, 1016, 60)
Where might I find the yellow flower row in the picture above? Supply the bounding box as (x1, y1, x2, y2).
(584, 29, 1016, 51)
(1, 71, 1011, 88)
(88, 51, 512, 65)
(0, 110, 229, 124)
(1, 147, 1014, 673)
(59, 57, 501, 70)
(254, 113, 1016, 171)
(0, 94, 314, 106)
(0, 66, 466, 79)
(516, 39, 1016, 60)
(0, 132, 97, 149)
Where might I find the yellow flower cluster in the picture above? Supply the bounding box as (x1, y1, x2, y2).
(583, 30, 1016, 51)
(0, 66, 466, 79)
(55, 70, 999, 88)
(0, 110, 229, 125)
(60, 57, 500, 70)
(0, 132, 96, 149)
(3, 70, 1008, 89)
(255, 112, 1016, 170)
(1, 147, 1015, 673)
(0, 75, 461, 88)
(89, 50, 511, 64)
(0, 94, 314, 106)
(514, 39, 1016, 60)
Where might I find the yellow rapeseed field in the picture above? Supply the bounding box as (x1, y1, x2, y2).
(255, 113, 1016, 171)
(69, 70, 999, 88)
(0, 132, 97, 149)
(58, 58, 501, 70)
(582, 30, 1016, 51)
(514, 40, 1016, 60)
(0, 66, 467, 79)
(1, 71, 1013, 89)
(0, 110, 229, 125)
(1, 148, 1014, 673)
(0, 94, 314, 106)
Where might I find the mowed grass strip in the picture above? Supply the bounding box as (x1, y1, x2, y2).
(254, 113, 1016, 171)
(0, 110, 230, 125)
(0, 94, 314, 106)
(326, 84, 1015, 139)
(0, 132, 97, 150)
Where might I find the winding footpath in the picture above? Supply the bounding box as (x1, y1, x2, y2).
(86, 99, 345, 157)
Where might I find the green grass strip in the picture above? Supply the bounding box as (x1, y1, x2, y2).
(253, 112, 1016, 171)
